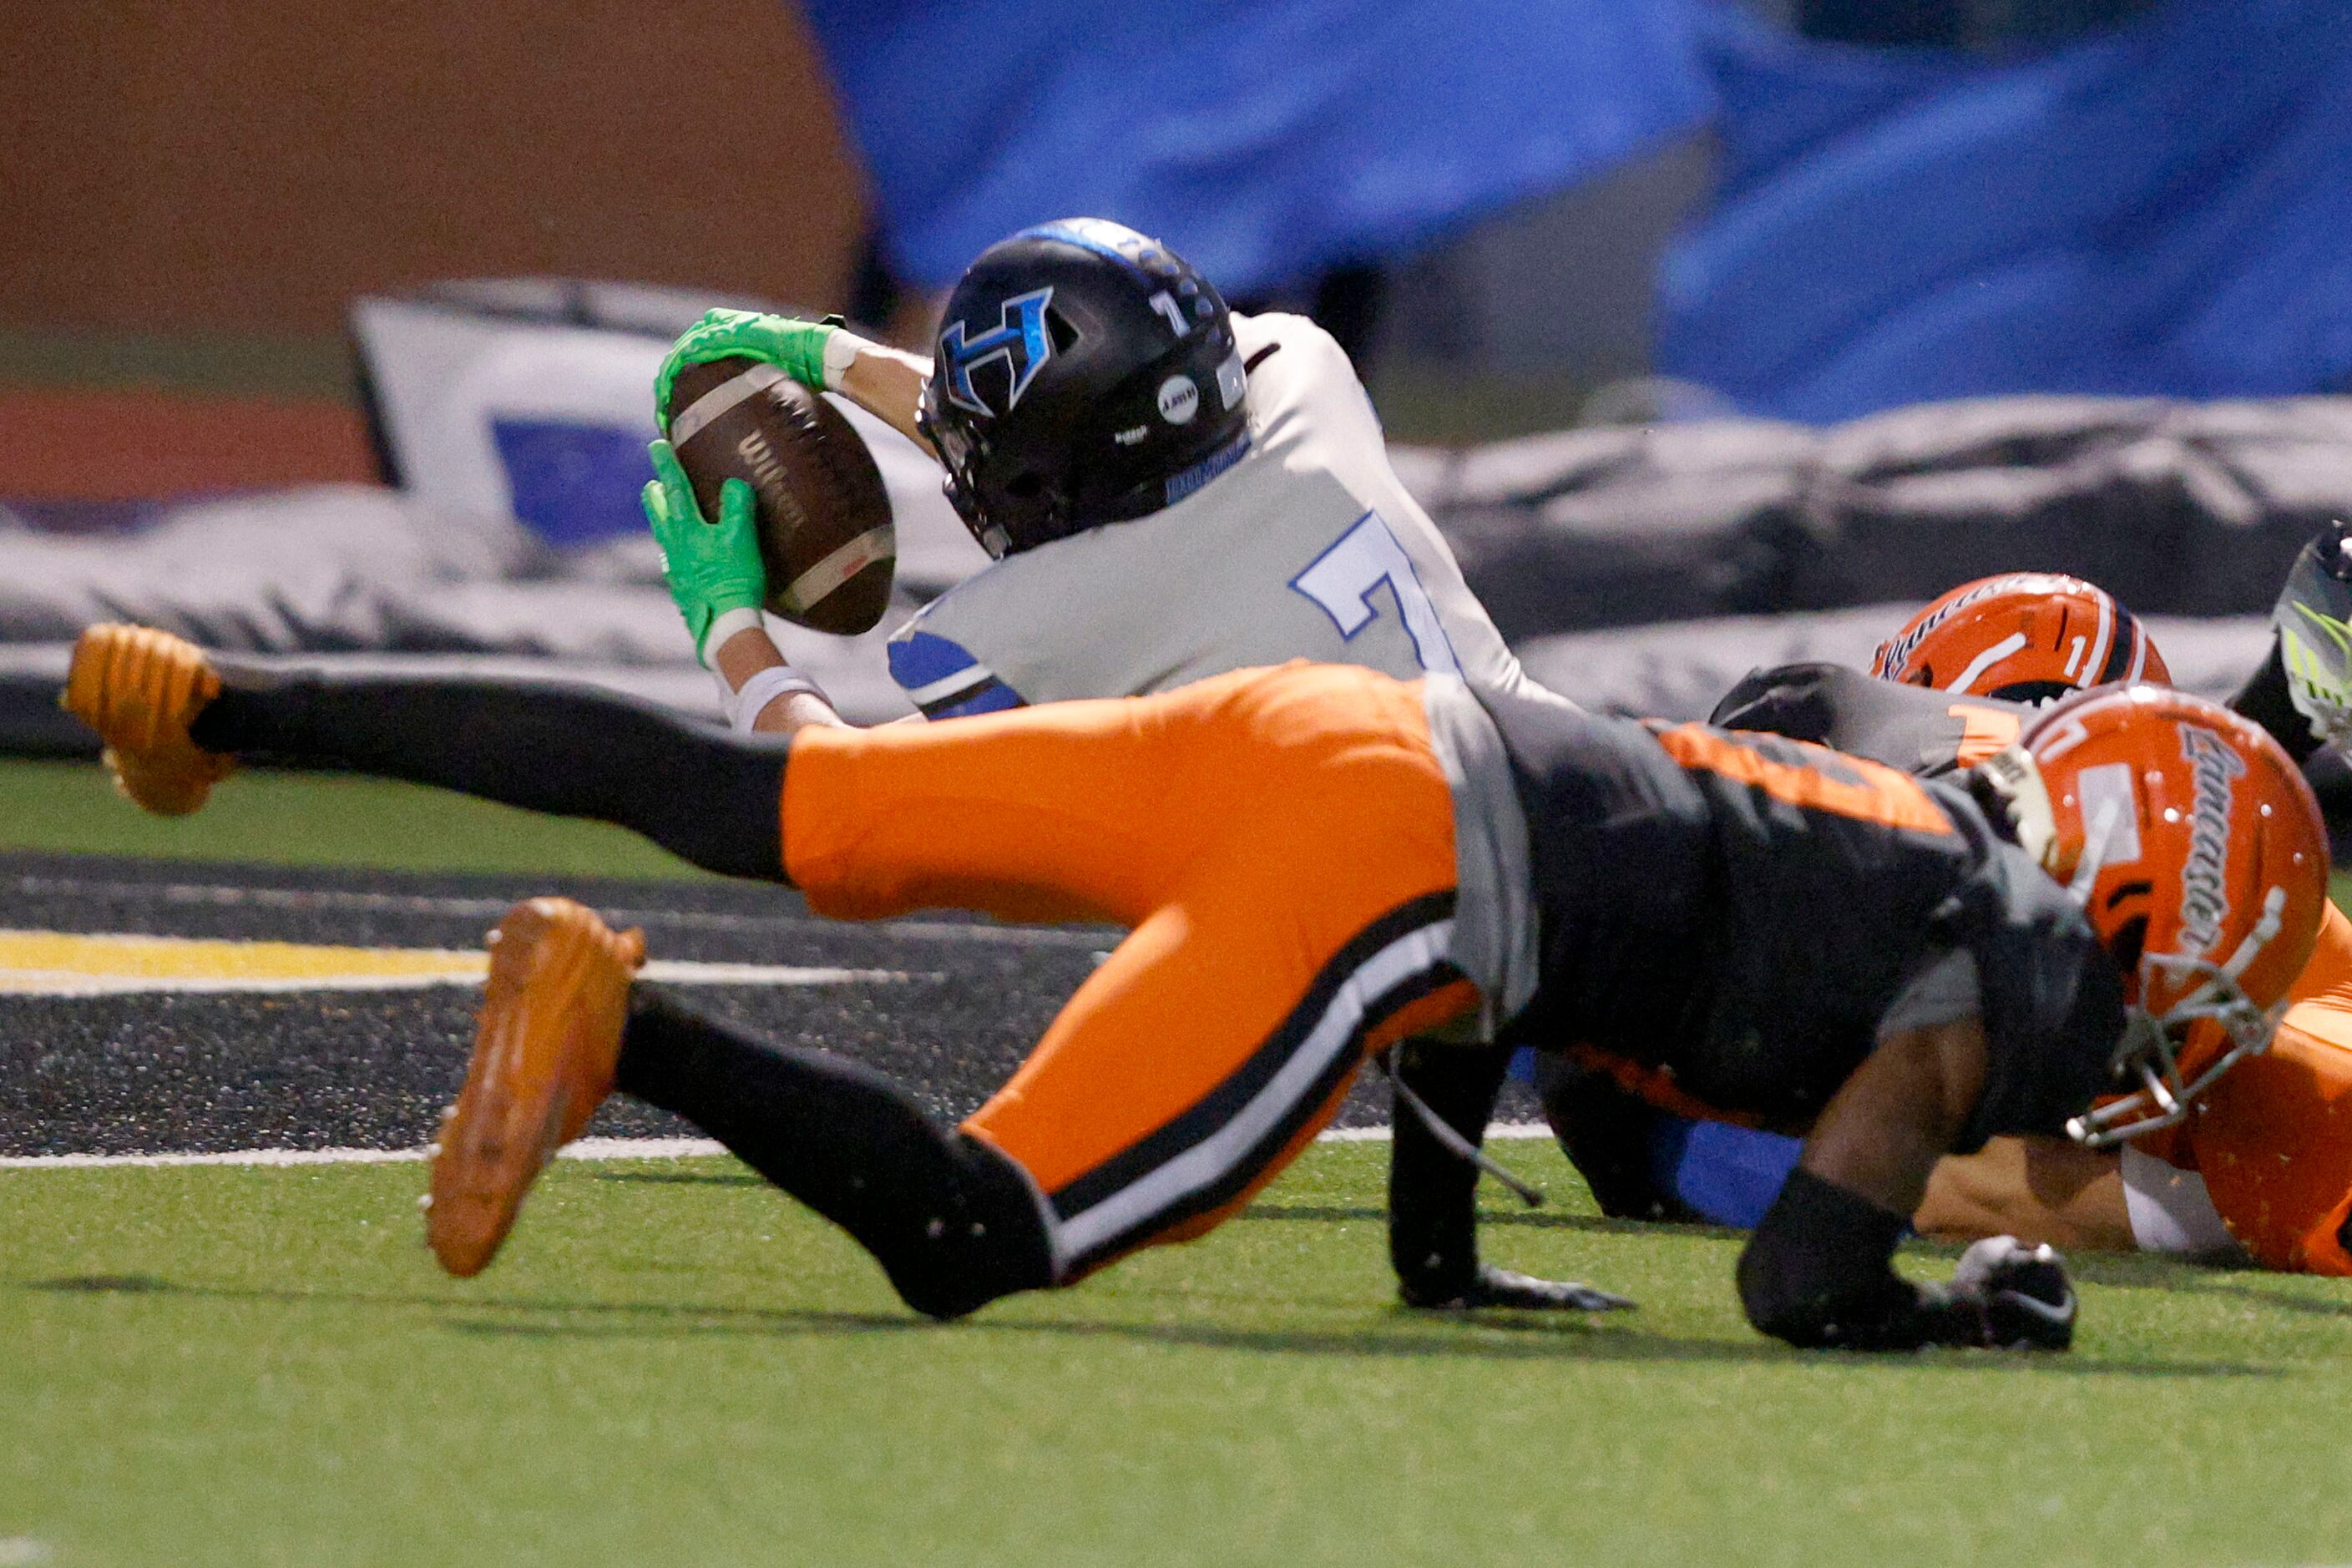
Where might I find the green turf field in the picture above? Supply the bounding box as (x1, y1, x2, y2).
(12, 757, 2352, 1565)
(0, 759, 704, 879)
(4, 1141, 2351, 1567)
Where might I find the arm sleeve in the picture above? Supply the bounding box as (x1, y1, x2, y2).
(1875, 948, 1980, 1040)
(1737, 1167, 1919, 1347)
(1707, 664, 1842, 741)
(1387, 1040, 1512, 1304)
(1740, 1167, 2011, 1349)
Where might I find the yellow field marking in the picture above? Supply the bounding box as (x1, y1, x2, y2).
(0, 929, 913, 998)
(0, 928, 480, 994)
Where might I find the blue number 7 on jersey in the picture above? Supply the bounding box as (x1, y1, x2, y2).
(1289, 511, 1461, 676)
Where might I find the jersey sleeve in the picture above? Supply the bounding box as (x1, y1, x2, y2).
(1950, 838, 2128, 1152)
(884, 625, 1028, 721)
(1709, 663, 1845, 741)
(1712, 664, 2024, 776)
(2170, 900, 2352, 1273)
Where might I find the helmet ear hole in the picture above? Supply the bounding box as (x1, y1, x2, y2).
(1045, 309, 1080, 355)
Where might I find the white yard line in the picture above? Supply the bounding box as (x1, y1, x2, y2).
(0, 1125, 1555, 1171)
(1318, 1122, 1550, 1142)
(640, 960, 918, 987)
(3, 873, 1110, 949)
(0, 958, 923, 999)
(0, 1136, 725, 1171)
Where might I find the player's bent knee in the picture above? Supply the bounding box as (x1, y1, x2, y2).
(876, 1132, 1055, 1321)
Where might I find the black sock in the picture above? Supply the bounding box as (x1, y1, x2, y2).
(1387, 1040, 1510, 1302)
(615, 987, 1055, 1318)
(190, 669, 789, 881)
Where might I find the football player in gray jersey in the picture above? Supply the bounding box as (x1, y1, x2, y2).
(643, 220, 1581, 1310)
(645, 217, 1571, 735)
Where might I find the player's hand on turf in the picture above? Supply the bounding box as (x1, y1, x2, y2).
(640, 438, 767, 665)
(1940, 1234, 2076, 1351)
(2274, 518, 2352, 749)
(1405, 1262, 1634, 1313)
(655, 310, 840, 424)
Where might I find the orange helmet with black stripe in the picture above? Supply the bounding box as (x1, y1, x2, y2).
(1979, 685, 2329, 1146)
(1873, 574, 2171, 703)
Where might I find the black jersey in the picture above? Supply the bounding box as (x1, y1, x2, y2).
(1710, 662, 2028, 777)
(1481, 691, 2124, 1150)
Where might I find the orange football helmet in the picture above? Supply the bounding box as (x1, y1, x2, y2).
(1980, 685, 2329, 1146)
(1874, 574, 2171, 703)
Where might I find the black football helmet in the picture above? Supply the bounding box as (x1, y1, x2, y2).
(917, 219, 1249, 558)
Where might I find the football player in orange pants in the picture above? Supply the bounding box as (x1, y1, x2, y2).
(71, 619, 2332, 1349)
(68, 633, 1586, 1316)
(1561, 541, 2352, 1273)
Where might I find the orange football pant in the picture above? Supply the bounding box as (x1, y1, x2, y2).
(778, 663, 1481, 1280)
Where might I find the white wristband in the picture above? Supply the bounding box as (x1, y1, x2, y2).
(700, 606, 766, 667)
(728, 663, 826, 732)
(822, 331, 863, 393)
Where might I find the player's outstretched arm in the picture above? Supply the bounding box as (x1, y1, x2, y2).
(655, 310, 934, 453)
(1737, 1014, 2076, 1351)
(1388, 1042, 1632, 1313)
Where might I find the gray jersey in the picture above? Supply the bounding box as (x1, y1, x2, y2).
(885, 313, 1572, 718)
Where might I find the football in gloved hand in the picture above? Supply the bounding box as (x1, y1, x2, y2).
(662, 357, 896, 635)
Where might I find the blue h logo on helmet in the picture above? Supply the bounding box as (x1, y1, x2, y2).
(938, 287, 1056, 418)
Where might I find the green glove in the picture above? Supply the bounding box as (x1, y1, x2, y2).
(640, 439, 766, 665)
(654, 310, 841, 431)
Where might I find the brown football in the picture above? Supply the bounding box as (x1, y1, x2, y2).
(663, 356, 896, 635)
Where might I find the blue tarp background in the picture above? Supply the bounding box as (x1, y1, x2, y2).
(1658, 0, 2352, 420)
(800, 0, 1716, 296)
(802, 0, 2349, 419)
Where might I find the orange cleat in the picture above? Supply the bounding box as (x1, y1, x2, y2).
(59, 623, 236, 817)
(426, 898, 647, 1277)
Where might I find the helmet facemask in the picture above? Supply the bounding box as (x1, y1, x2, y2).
(2067, 887, 2291, 1148)
(917, 388, 1021, 559)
